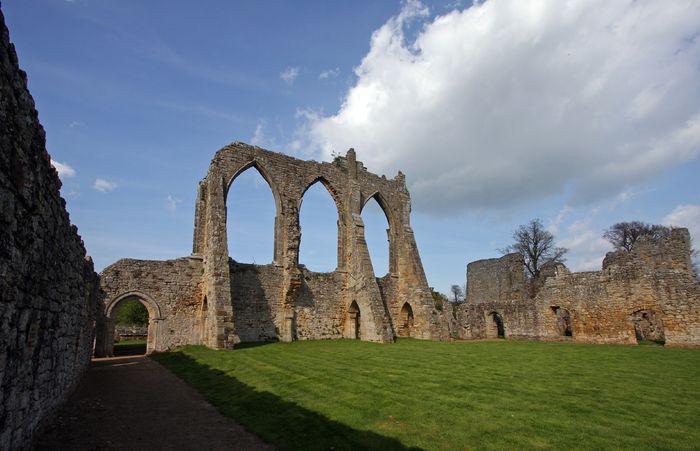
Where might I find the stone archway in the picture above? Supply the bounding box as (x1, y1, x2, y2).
(399, 302, 414, 337)
(345, 301, 361, 339)
(100, 291, 163, 356)
(486, 312, 505, 339)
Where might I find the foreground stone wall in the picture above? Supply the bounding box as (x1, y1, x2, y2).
(0, 8, 101, 449)
(454, 229, 700, 346)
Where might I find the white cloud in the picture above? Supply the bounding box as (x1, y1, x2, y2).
(50, 159, 76, 179)
(663, 204, 700, 242)
(280, 66, 300, 84)
(94, 178, 116, 193)
(68, 120, 84, 128)
(165, 195, 182, 211)
(304, 0, 700, 215)
(557, 217, 611, 272)
(319, 67, 340, 80)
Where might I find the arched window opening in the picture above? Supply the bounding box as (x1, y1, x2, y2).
(299, 181, 339, 272)
(362, 196, 390, 276)
(226, 166, 276, 264)
(346, 301, 361, 339)
(112, 298, 149, 356)
(399, 302, 414, 337)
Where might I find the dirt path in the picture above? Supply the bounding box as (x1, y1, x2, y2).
(33, 355, 274, 450)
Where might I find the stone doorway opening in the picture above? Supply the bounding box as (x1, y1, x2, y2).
(487, 312, 505, 338)
(346, 301, 361, 339)
(631, 309, 665, 345)
(98, 292, 162, 357)
(552, 306, 573, 337)
(399, 302, 414, 337)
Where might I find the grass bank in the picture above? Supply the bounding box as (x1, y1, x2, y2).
(152, 339, 700, 450)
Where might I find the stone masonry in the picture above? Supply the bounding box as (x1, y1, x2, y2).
(0, 7, 101, 450)
(95, 143, 442, 355)
(447, 229, 700, 347)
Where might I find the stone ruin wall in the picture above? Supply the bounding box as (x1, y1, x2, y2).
(95, 257, 204, 357)
(96, 142, 442, 352)
(450, 228, 700, 346)
(466, 252, 527, 304)
(0, 9, 101, 450)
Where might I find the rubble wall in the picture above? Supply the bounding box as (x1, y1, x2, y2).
(0, 9, 101, 449)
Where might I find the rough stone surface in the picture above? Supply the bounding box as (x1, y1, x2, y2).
(448, 229, 700, 346)
(95, 143, 440, 354)
(0, 7, 101, 449)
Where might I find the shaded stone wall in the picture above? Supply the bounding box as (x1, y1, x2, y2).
(454, 229, 700, 346)
(0, 8, 101, 449)
(95, 258, 204, 356)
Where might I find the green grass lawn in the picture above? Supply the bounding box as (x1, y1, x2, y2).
(113, 339, 146, 356)
(152, 339, 700, 450)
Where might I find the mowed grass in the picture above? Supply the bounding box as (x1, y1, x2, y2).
(152, 339, 700, 450)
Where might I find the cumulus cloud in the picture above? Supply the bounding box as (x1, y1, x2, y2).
(280, 66, 300, 84)
(94, 178, 116, 193)
(663, 204, 700, 241)
(319, 67, 340, 80)
(557, 217, 611, 271)
(50, 159, 76, 179)
(165, 194, 182, 211)
(304, 0, 700, 215)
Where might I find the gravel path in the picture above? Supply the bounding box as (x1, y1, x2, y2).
(33, 355, 274, 450)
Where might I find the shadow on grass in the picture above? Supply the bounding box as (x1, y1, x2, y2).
(152, 351, 422, 451)
(234, 340, 281, 350)
(113, 342, 146, 356)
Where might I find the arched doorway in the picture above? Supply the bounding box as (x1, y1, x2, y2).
(631, 309, 665, 344)
(345, 301, 361, 339)
(399, 302, 414, 337)
(101, 291, 162, 356)
(486, 312, 505, 338)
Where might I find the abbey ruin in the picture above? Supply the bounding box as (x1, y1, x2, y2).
(92, 140, 700, 355)
(444, 229, 700, 346)
(94, 143, 443, 356)
(2, 4, 700, 448)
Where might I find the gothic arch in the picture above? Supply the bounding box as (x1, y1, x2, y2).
(361, 191, 397, 275)
(299, 176, 343, 214)
(225, 160, 282, 214)
(106, 290, 162, 320)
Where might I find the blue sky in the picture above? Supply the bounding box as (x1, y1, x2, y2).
(4, 0, 700, 295)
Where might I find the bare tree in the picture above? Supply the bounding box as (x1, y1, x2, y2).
(500, 218, 567, 279)
(450, 284, 464, 303)
(602, 221, 671, 251)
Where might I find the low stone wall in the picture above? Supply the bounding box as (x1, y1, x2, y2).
(114, 325, 148, 341)
(0, 8, 101, 449)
